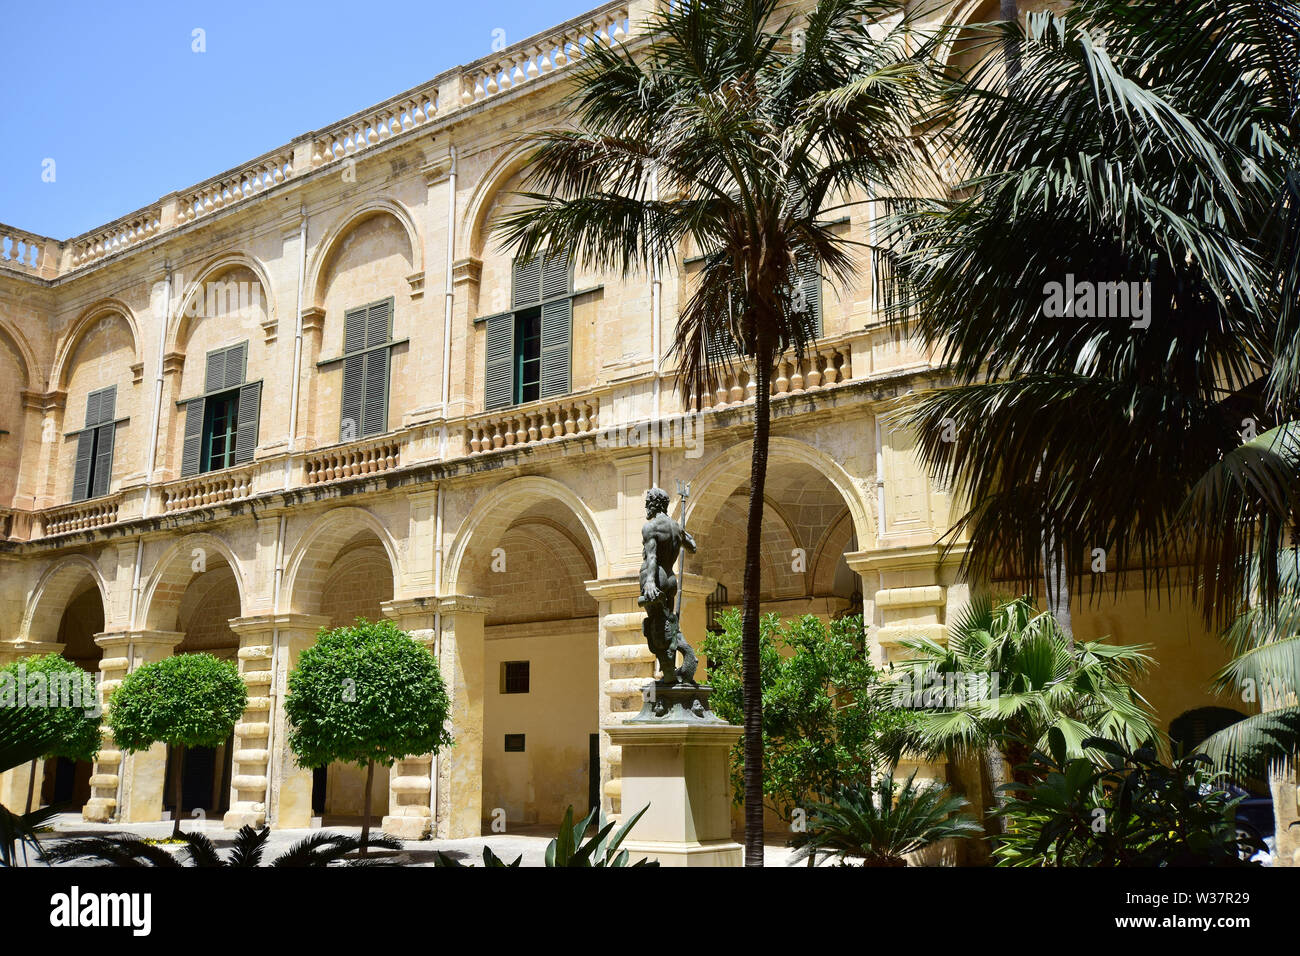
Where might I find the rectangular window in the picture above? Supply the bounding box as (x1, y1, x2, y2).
(501, 661, 530, 695)
(504, 734, 526, 753)
(178, 341, 261, 477)
(71, 385, 118, 502)
(340, 298, 394, 441)
(484, 251, 573, 410)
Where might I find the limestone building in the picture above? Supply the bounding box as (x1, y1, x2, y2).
(0, 0, 1289, 854)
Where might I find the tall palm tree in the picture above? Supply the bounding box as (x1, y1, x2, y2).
(881, 0, 1300, 774)
(879, 595, 1158, 779)
(498, 0, 931, 864)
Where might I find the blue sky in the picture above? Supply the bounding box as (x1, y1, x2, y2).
(0, 0, 590, 239)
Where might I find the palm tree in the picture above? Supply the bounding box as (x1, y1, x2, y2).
(44, 824, 401, 867)
(879, 596, 1159, 785)
(790, 771, 983, 867)
(879, 0, 1300, 767)
(498, 0, 931, 864)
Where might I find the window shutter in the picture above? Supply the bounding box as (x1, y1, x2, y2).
(341, 353, 364, 442)
(706, 327, 737, 363)
(541, 250, 571, 300)
(90, 424, 115, 498)
(234, 382, 261, 465)
(366, 299, 391, 347)
(224, 342, 248, 388)
(71, 430, 95, 502)
(205, 349, 227, 393)
(362, 349, 389, 436)
(180, 397, 206, 477)
(344, 306, 367, 354)
(539, 298, 572, 399)
(796, 256, 822, 339)
(85, 385, 116, 427)
(512, 256, 542, 309)
(484, 313, 514, 410)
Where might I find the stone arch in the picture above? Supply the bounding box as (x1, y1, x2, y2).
(22, 555, 110, 644)
(282, 507, 402, 615)
(138, 533, 247, 631)
(51, 299, 142, 391)
(444, 475, 610, 596)
(305, 199, 422, 309)
(460, 142, 537, 260)
(810, 510, 858, 597)
(166, 251, 276, 354)
(684, 436, 873, 546)
(0, 319, 37, 391)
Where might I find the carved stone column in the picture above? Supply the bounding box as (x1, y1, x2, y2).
(379, 597, 439, 839)
(584, 576, 654, 817)
(224, 613, 328, 829)
(434, 594, 492, 838)
(85, 630, 183, 823)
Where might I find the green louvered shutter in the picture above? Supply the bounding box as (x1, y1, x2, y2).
(538, 251, 572, 399)
(90, 423, 115, 498)
(180, 397, 206, 477)
(796, 255, 822, 339)
(364, 300, 391, 436)
(484, 313, 514, 410)
(93, 386, 116, 425)
(71, 430, 95, 502)
(341, 307, 366, 441)
(205, 348, 228, 394)
(539, 298, 572, 399)
(234, 382, 261, 464)
(205, 342, 247, 392)
(513, 256, 542, 308)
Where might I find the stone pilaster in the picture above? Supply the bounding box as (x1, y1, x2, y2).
(84, 630, 183, 823)
(379, 597, 439, 839)
(224, 613, 329, 829)
(434, 594, 492, 838)
(585, 576, 654, 817)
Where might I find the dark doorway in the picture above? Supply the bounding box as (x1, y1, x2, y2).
(163, 734, 234, 819)
(588, 733, 600, 814)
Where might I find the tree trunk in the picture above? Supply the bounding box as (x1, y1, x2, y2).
(1000, 0, 1021, 83)
(171, 744, 185, 838)
(360, 759, 375, 856)
(982, 743, 1009, 838)
(1042, 530, 1074, 650)
(24, 758, 37, 816)
(741, 335, 775, 867)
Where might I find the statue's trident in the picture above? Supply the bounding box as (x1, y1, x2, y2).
(675, 479, 690, 620)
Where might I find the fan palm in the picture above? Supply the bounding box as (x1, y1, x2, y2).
(880, 0, 1300, 770)
(790, 771, 982, 867)
(879, 595, 1159, 780)
(44, 824, 401, 867)
(497, 0, 934, 864)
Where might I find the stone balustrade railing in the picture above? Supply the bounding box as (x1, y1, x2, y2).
(311, 89, 440, 168)
(465, 392, 604, 455)
(38, 497, 121, 537)
(459, 3, 630, 105)
(0, 224, 52, 274)
(697, 338, 855, 412)
(177, 149, 296, 225)
(303, 435, 402, 484)
(1, 0, 645, 282)
(161, 466, 256, 513)
(70, 208, 163, 268)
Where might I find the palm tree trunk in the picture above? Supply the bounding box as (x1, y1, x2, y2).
(171, 744, 185, 838)
(741, 335, 775, 867)
(360, 759, 375, 856)
(24, 758, 37, 816)
(1042, 531, 1074, 649)
(982, 744, 1009, 838)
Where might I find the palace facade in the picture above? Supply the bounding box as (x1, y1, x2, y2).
(0, 0, 1292, 858)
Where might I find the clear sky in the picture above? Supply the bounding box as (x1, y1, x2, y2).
(0, 0, 592, 239)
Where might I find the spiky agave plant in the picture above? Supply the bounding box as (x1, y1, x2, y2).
(791, 772, 982, 867)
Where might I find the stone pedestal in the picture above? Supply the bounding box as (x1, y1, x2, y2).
(604, 683, 742, 867)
